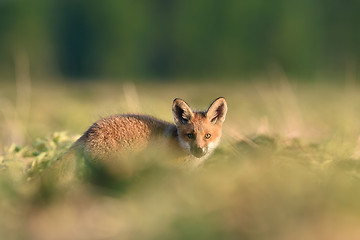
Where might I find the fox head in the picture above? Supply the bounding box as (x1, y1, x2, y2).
(172, 97, 227, 159)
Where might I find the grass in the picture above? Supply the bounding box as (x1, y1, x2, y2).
(2, 78, 360, 239)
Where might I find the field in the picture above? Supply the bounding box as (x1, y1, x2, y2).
(2, 78, 360, 240)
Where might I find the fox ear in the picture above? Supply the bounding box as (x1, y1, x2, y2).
(172, 98, 194, 125)
(206, 97, 228, 124)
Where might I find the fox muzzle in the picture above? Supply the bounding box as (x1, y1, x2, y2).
(191, 146, 207, 158)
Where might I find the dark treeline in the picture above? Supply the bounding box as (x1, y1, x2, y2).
(0, 0, 359, 80)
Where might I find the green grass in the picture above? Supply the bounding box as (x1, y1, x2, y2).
(2, 79, 360, 239)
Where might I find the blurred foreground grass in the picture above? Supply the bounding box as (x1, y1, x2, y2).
(2, 80, 360, 239)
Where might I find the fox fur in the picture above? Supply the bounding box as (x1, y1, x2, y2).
(49, 97, 227, 183)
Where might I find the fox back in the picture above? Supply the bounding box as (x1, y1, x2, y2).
(72, 97, 227, 168)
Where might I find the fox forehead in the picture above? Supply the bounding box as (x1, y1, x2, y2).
(178, 112, 221, 134)
(191, 112, 209, 132)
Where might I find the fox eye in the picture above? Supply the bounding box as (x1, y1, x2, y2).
(187, 133, 195, 139)
(205, 133, 211, 139)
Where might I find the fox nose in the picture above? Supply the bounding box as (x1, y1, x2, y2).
(191, 147, 206, 158)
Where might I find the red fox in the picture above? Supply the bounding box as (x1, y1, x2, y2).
(71, 97, 227, 169)
(48, 97, 228, 184)
(46, 97, 227, 185)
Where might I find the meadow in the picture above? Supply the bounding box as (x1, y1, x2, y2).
(1, 77, 360, 240)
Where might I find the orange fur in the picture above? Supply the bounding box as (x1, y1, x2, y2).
(73, 97, 227, 168)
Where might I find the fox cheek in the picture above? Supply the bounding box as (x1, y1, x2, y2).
(207, 138, 220, 151)
(179, 138, 191, 152)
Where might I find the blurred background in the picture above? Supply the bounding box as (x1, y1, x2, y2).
(0, 0, 360, 82)
(3, 2, 360, 240)
(1, 0, 360, 147)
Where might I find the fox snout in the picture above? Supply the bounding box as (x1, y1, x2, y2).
(191, 146, 207, 158)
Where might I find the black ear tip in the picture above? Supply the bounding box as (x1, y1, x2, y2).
(173, 98, 184, 104)
(173, 98, 192, 109)
(211, 97, 227, 106)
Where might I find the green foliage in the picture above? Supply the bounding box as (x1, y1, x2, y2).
(2, 131, 360, 239)
(1, 132, 76, 181)
(2, 81, 360, 239)
(1, 0, 360, 78)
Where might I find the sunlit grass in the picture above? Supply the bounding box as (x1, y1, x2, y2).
(2, 79, 360, 239)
